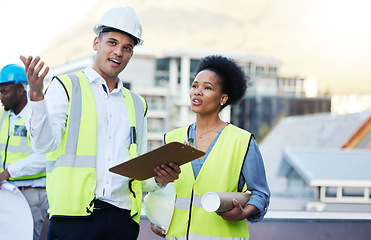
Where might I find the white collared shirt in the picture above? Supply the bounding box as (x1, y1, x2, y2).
(27, 66, 159, 210)
(6, 103, 46, 188)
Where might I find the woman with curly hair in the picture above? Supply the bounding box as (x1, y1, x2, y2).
(151, 55, 270, 240)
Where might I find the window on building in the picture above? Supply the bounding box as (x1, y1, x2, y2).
(324, 187, 337, 198)
(342, 187, 365, 198)
(269, 66, 277, 75)
(176, 58, 181, 84)
(155, 58, 170, 87)
(190, 59, 200, 85)
(321, 186, 370, 203)
(146, 95, 165, 111)
(148, 140, 163, 151)
(256, 66, 265, 75)
(148, 118, 165, 133)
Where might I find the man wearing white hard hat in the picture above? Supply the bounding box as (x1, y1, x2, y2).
(20, 6, 180, 240)
(0, 64, 48, 240)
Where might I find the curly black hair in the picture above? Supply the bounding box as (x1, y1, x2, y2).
(195, 55, 247, 109)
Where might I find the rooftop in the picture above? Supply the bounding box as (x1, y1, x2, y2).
(260, 111, 371, 194)
(279, 148, 371, 187)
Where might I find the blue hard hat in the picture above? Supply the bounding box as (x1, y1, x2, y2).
(0, 64, 28, 84)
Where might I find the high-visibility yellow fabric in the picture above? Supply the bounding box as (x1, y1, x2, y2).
(165, 124, 251, 238)
(46, 72, 97, 217)
(46, 73, 146, 222)
(0, 110, 45, 181)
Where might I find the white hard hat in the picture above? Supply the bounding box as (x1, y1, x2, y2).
(93, 6, 143, 46)
(144, 183, 176, 232)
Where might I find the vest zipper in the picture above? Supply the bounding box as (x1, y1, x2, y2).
(186, 188, 194, 240)
(3, 115, 12, 170)
(3, 134, 10, 170)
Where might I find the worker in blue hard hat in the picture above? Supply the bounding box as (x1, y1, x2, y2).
(0, 64, 48, 240)
(0, 64, 28, 112)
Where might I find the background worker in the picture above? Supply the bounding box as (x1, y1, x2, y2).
(151, 55, 270, 239)
(20, 6, 180, 240)
(0, 64, 48, 240)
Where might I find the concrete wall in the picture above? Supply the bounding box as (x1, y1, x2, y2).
(138, 217, 371, 240)
(40, 216, 371, 240)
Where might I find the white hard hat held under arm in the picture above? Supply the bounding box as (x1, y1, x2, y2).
(144, 182, 176, 232)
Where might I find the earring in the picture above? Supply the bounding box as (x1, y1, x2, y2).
(221, 103, 224, 106)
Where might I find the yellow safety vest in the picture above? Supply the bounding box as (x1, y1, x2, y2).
(0, 110, 46, 181)
(165, 124, 251, 240)
(46, 72, 146, 223)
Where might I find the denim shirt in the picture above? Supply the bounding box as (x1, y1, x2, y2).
(189, 122, 270, 223)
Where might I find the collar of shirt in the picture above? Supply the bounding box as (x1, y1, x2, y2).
(83, 66, 125, 96)
(8, 102, 29, 119)
(8, 103, 29, 136)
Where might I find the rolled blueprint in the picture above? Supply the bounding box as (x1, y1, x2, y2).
(201, 191, 251, 213)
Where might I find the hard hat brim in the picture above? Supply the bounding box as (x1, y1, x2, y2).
(95, 25, 143, 46)
(93, 24, 143, 46)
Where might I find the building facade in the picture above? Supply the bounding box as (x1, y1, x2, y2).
(46, 49, 290, 150)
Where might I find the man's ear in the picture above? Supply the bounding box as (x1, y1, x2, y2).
(93, 36, 100, 51)
(16, 84, 25, 96)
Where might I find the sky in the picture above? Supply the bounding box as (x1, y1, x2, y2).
(0, 0, 98, 67)
(1, 0, 371, 96)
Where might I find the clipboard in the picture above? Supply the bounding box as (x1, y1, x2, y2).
(109, 142, 205, 180)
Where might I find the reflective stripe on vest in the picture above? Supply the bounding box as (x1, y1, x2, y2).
(121, 87, 147, 223)
(0, 110, 45, 181)
(165, 124, 251, 239)
(46, 73, 96, 173)
(46, 73, 97, 218)
(174, 195, 202, 209)
(46, 72, 146, 220)
(166, 235, 250, 240)
(0, 144, 33, 154)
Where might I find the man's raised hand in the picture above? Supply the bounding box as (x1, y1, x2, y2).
(19, 55, 49, 101)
